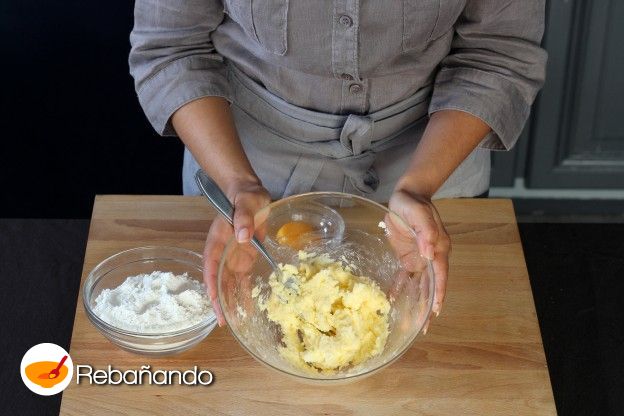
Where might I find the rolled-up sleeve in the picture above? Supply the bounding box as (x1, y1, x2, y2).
(429, 0, 548, 150)
(129, 0, 229, 136)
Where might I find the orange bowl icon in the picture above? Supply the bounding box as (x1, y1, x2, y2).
(25, 361, 69, 388)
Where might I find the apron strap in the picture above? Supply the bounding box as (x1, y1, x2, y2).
(334, 152, 379, 194)
(282, 156, 325, 197)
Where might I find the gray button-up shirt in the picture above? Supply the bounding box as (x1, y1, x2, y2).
(129, 0, 547, 152)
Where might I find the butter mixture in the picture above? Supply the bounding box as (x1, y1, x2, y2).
(252, 252, 390, 373)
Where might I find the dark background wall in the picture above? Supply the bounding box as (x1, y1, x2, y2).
(0, 0, 183, 218)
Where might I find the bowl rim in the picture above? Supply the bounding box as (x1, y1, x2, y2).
(217, 191, 435, 381)
(83, 245, 217, 338)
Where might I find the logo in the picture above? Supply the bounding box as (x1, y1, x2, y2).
(21, 343, 74, 396)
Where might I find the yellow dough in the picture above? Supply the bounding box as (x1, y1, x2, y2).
(252, 251, 390, 373)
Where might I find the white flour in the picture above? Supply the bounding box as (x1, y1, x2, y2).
(93, 271, 212, 333)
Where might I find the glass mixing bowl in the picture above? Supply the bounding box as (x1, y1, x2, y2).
(83, 246, 217, 356)
(218, 192, 434, 383)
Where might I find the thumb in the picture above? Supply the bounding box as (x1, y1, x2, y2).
(406, 203, 438, 261)
(417, 225, 437, 261)
(232, 193, 256, 243)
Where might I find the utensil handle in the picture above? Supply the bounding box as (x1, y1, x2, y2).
(195, 170, 235, 225)
(195, 170, 279, 270)
(55, 355, 68, 371)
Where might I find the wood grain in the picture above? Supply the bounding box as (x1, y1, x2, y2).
(60, 196, 556, 416)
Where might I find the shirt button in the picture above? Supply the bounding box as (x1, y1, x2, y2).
(349, 83, 363, 94)
(339, 15, 353, 28)
(340, 73, 354, 81)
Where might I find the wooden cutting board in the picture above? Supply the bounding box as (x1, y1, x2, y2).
(60, 195, 556, 415)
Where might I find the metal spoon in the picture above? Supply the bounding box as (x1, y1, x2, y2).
(194, 169, 282, 275)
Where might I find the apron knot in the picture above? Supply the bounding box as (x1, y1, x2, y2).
(340, 114, 374, 155)
(337, 115, 378, 194)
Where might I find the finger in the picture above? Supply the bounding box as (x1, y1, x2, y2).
(239, 270, 254, 317)
(387, 269, 410, 303)
(418, 266, 434, 335)
(406, 203, 439, 261)
(429, 201, 445, 230)
(228, 243, 258, 273)
(431, 246, 449, 317)
(253, 203, 271, 243)
(422, 317, 431, 335)
(233, 193, 257, 243)
(204, 218, 231, 326)
(384, 213, 413, 270)
(423, 202, 450, 315)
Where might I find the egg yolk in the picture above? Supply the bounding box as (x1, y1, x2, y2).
(276, 221, 315, 250)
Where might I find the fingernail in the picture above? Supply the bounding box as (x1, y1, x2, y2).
(237, 228, 250, 243)
(423, 320, 430, 335)
(433, 302, 442, 317)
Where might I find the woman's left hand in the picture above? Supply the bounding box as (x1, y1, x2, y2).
(388, 188, 450, 333)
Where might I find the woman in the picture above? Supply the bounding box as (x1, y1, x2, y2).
(129, 1, 547, 328)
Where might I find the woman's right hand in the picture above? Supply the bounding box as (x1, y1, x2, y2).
(203, 178, 271, 326)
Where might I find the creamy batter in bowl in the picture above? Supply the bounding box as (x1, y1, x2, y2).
(253, 251, 391, 374)
(218, 192, 435, 383)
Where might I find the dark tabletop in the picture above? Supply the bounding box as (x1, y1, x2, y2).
(0, 219, 622, 415)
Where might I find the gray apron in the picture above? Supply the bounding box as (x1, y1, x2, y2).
(183, 62, 491, 202)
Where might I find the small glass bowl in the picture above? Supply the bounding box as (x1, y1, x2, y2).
(83, 246, 217, 356)
(264, 200, 345, 252)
